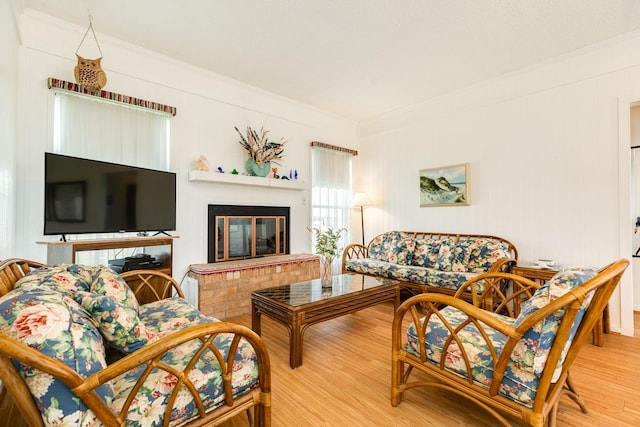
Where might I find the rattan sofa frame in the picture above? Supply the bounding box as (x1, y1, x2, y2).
(391, 259, 628, 427)
(0, 258, 272, 427)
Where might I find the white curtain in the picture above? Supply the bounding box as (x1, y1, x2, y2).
(54, 91, 170, 170)
(0, 137, 13, 260)
(311, 147, 352, 262)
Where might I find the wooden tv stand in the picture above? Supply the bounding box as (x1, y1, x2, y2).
(37, 236, 178, 275)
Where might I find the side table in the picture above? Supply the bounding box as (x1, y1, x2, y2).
(512, 264, 608, 347)
(511, 264, 558, 284)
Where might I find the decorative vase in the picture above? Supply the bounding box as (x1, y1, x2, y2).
(246, 158, 271, 177)
(320, 255, 334, 287)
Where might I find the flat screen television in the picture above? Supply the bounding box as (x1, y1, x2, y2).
(44, 152, 176, 237)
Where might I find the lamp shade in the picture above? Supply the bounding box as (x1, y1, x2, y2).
(351, 192, 373, 207)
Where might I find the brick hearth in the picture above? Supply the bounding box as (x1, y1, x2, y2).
(188, 254, 320, 319)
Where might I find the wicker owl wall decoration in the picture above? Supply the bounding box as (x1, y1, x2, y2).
(74, 17, 107, 91)
(74, 54, 107, 91)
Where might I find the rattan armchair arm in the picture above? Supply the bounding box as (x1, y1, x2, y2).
(0, 258, 45, 297)
(0, 322, 271, 427)
(341, 243, 368, 273)
(454, 272, 540, 317)
(488, 257, 517, 273)
(120, 270, 185, 304)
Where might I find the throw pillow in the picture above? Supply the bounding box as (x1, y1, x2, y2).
(367, 234, 387, 260)
(386, 236, 416, 265)
(15, 264, 93, 297)
(450, 239, 477, 272)
(512, 267, 597, 380)
(76, 291, 158, 353)
(435, 238, 456, 272)
(411, 239, 440, 268)
(467, 239, 511, 273)
(91, 264, 140, 312)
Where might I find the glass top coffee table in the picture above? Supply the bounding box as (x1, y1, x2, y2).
(251, 273, 400, 368)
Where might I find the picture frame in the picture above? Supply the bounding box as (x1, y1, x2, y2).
(419, 163, 469, 207)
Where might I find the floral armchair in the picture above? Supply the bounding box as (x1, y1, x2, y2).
(391, 259, 628, 427)
(0, 259, 271, 427)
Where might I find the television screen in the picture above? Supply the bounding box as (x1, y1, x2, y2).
(44, 153, 176, 236)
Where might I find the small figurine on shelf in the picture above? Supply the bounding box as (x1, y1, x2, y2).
(216, 166, 224, 173)
(272, 167, 279, 179)
(231, 169, 239, 175)
(194, 155, 210, 171)
(294, 170, 298, 180)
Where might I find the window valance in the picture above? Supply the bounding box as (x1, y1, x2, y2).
(310, 141, 357, 156)
(47, 77, 177, 116)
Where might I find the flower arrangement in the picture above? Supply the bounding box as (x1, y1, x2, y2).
(307, 226, 347, 257)
(235, 126, 286, 165)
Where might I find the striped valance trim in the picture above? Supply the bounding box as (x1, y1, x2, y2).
(310, 141, 357, 156)
(47, 77, 177, 116)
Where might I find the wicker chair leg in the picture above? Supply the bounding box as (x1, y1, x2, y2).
(564, 373, 589, 415)
(246, 408, 253, 426)
(549, 403, 559, 427)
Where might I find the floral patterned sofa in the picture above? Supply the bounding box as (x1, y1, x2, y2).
(342, 231, 517, 296)
(0, 259, 271, 427)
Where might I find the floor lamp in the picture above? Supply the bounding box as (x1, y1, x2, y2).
(351, 193, 373, 246)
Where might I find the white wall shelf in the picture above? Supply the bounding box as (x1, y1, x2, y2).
(188, 170, 309, 190)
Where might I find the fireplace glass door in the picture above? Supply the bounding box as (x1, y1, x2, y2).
(216, 216, 286, 261)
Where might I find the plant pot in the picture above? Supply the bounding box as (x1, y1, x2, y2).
(320, 255, 334, 287)
(246, 158, 271, 177)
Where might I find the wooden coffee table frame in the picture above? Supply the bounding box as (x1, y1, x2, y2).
(251, 274, 400, 369)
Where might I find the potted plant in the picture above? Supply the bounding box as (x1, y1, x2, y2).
(307, 226, 347, 287)
(235, 126, 286, 177)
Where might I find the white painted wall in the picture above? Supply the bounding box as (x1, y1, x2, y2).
(9, 10, 358, 282)
(630, 106, 640, 311)
(1, 1, 21, 259)
(358, 33, 640, 336)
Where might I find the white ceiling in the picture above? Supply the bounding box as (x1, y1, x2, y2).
(19, 0, 640, 121)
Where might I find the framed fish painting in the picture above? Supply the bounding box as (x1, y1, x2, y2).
(419, 163, 469, 207)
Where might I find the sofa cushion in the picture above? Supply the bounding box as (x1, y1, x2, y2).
(367, 231, 415, 265)
(367, 233, 387, 260)
(77, 291, 158, 353)
(139, 296, 213, 336)
(0, 286, 113, 425)
(435, 238, 456, 271)
(410, 239, 440, 268)
(451, 239, 477, 272)
(467, 239, 511, 273)
(15, 264, 93, 297)
(346, 259, 480, 292)
(407, 306, 541, 408)
(512, 267, 596, 381)
(91, 264, 140, 313)
(345, 258, 399, 280)
(111, 297, 261, 426)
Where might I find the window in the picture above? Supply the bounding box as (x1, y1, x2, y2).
(310, 144, 354, 259)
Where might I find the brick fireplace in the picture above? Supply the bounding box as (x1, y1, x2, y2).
(189, 204, 319, 319)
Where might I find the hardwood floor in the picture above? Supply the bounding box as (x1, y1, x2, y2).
(223, 303, 640, 426)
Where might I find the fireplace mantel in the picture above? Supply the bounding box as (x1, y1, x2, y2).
(189, 170, 309, 190)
